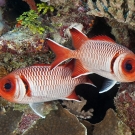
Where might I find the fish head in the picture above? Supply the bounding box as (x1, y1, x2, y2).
(0, 73, 26, 102)
(113, 53, 135, 82)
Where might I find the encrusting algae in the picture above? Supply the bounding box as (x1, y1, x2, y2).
(0, 66, 8, 79)
(114, 82, 135, 134)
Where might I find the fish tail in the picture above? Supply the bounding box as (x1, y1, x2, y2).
(46, 38, 73, 69)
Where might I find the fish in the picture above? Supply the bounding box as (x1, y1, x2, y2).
(46, 27, 135, 93)
(0, 60, 94, 118)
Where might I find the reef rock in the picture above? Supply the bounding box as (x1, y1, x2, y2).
(93, 109, 131, 135)
(87, 0, 135, 28)
(115, 82, 135, 133)
(23, 105, 87, 135)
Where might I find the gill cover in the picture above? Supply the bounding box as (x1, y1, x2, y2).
(0, 74, 26, 102)
(113, 53, 135, 82)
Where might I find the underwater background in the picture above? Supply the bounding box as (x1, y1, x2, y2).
(0, 0, 135, 134)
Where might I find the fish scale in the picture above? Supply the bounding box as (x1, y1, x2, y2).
(46, 27, 135, 82)
(77, 41, 131, 72)
(1, 64, 88, 103)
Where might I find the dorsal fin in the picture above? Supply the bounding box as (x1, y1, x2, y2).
(70, 27, 89, 49)
(32, 63, 50, 66)
(90, 35, 115, 43)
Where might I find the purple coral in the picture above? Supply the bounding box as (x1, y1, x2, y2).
(17, 113, 40, 134)
(0, 0, 5, 6)
(114, 82, 135, 132)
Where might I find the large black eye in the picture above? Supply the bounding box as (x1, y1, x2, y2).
(4, 83, 12, 91)
(125, 63, 132, 71)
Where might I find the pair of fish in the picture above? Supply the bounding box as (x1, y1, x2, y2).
(0, 27, 135, 118)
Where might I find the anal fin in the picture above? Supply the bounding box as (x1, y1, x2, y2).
(66, 91, 80, 101)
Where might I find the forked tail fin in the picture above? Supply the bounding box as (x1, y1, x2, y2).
(46, 38, 73, 69)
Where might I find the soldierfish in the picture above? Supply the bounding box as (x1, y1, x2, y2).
(46, 27, 135, 92)
(0, 61, 93, 117)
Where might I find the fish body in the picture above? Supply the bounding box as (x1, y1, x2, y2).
(0, 62, 92, 104)
(46, 28, 135, 82)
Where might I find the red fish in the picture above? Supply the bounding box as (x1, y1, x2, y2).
(0, 61, 93, 117)
(46, 27, 135, 83)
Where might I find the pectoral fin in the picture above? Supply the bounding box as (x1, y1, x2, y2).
(70, 27, 88, 49)
(72, 59, 91, 78)
(29, 103, 46, 118)
(99, 79, 117, 93)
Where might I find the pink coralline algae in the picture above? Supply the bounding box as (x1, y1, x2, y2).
(114, 82, 135, 133)
(15, 112, 40, 134)
(0, 32, 48, 55)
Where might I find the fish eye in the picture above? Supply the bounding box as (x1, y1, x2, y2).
(125, 62, 132, 71)
(123, 59, 135, 73)
(4, 82, 12, 92)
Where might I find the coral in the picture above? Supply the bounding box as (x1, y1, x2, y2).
(0, 27, 55, 72)
(40, 0, 50, 3)
(16, 2, 54, 35)
(23, 0, 37, 11)
(80, 119, 94, 135)
(93, 109, 131, 135)
(0, 1, 58, 72)
(37, 2, 54, 14)
(107, 20, 130, 47)
(114, 82, 135, 133)
(0, 66, 8, 79)
(86, 1, 135, 49)
(0, 7, 9, 36)
(62, 96, 94, 119)
(14, 112, 40, 134)
(0, 97, 12, 111)
(15, 0, 95, 45)
(0, 0, 133, 134)
(39, 101, 58, 116)
(106, 19, 135, 50)
(49, 0, 95, 44)
(87, 0, 135, 28)
(0, 107, 23, 135)
(23, 105, 87, 135)
(16, 10, 45, 35)
(13, 101, 58, 134)
(12, 104, 29, 112)
(49, 0, 79, 7)
(0, 0, 5, 6)
(0, 52, 54, 72)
